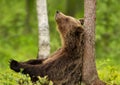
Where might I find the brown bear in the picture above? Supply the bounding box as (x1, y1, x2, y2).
(10, 11, 84, 85)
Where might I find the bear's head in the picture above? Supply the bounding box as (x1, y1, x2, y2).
(55, 11, 84, 48)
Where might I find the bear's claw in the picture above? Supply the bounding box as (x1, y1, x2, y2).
(10, 59, 20, 72)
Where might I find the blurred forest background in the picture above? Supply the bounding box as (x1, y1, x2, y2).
(0, 0, 120, 84)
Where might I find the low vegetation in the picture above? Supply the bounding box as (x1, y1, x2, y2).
(0, 59, 120, 85)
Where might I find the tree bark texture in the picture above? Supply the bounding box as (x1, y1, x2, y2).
(82, 0, 106, 85)
(36, 0, 50, 59)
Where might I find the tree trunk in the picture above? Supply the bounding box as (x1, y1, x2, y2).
(82, 0, 106, 85)
(36, 0, 50, 59)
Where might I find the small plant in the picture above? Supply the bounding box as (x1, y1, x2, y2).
(0, 70, 53, 85)
(97, 59, 120, 85)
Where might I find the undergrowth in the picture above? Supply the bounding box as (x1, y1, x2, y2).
(0, 59, 120, 85)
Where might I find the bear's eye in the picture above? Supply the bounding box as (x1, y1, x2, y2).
(65, 18, 69, 22)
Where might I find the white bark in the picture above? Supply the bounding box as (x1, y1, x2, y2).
(36, 0, 50, 59)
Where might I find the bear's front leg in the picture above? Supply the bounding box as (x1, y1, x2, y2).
(21, 58, 46, 65)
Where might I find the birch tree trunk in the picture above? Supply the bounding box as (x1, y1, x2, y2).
(82, 0, 106, 85)
(36, 0, 50, 59)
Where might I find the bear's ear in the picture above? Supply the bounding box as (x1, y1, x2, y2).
(79, 18, 84, 25)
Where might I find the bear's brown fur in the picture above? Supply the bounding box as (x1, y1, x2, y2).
(10, 11, 84, 85)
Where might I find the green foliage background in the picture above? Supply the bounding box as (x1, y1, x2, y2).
(0, 0, 120, 84)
